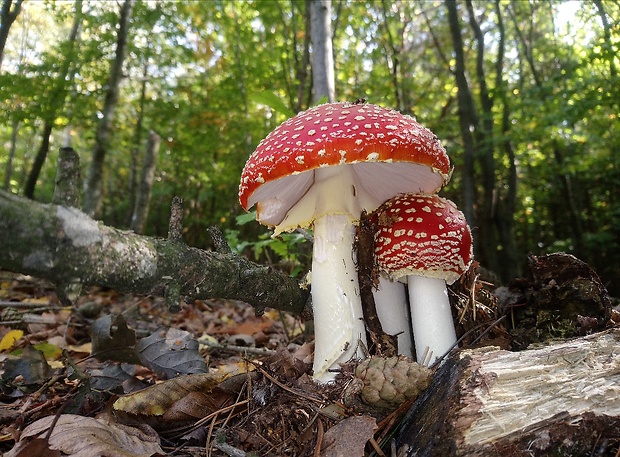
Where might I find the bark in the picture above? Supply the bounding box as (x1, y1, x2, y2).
(83, 0, 134, 217)
(0, 190, 307, 316)
(309, 0, 335, 103)
(0, 0, 23, 71)
(445, 1, 476, 229)
(130, 131, 159, 234)
(52, 147, 82, 208)
(396, 329, 620, 456)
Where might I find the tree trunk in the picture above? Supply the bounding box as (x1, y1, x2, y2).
(3, 118, 19, 190)
(396, 329, 620, 456)
(126, 61, 148, 226)
(293, 0, 312, 112)
(0, 190, 306, 316)
(130, 131, 159, 234)
(23, 0, 82, 200)
(445, 1, 476, 230)
(309, 0, 335, 103)
(494, 0, 520, 281)
(83, 0, 134, 217)
(464, 0, 499, 275)
(0, 0, 23, 71)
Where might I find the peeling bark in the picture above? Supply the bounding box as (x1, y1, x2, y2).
(0, 191, 307, 315)
(396, 329, 620, 456)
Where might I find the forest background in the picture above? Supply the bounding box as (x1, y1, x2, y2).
(1, 0, 619, 295)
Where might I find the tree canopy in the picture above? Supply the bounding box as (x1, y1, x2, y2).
(1, 0, 618, 294)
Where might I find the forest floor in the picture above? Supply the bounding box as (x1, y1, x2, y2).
(0, 252, 616, 457)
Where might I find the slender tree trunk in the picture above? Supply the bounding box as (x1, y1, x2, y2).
(83, 0, 134, 217)
(592, 0, 617, 79)
(494, 0, 519, 280)
(23, 121, 53, 198)
(380, 0, 402, 111)
(23, 0, 82, 199)
(3, 118, 19, 190)
(553, 143, 585, 258)
(294, 0, 312, 112)
(465, 0, 498, 274)
(0, 0, 23, 71)
(445, 0, 476, 230)
(309, 0, 335, 103)
(126, 62, 148, 226)
(130, 131, 160, 234)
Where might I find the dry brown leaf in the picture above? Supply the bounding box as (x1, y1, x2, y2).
(320, 415, 377, 457)
(113, 372, 230, 417)
(6, 414, 164, 457)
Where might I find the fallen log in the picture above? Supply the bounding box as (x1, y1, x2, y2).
(396, 328, 620, 456)
(0, 190, 307, 315)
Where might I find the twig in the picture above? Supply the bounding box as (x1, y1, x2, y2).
(313, 418, 324, 457)
(199, 338, 277, 356)
(213, 441, 247, 457)
(368, 437, 386, 457)
(254, 364, 326, 404)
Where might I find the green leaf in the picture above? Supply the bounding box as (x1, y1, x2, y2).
(250, 91, 295, 118)
(235, 210, 257, 225)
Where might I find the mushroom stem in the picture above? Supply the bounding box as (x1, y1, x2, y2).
(311, 213, 367, 382)
(373, 276, 414, 359)
(408, 275, 457, 365)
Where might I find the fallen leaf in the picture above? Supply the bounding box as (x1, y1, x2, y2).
(1, 345, 52, 386)
(135, 327, 208, 379)
(320, 415, 377, 457)
(0, 329, 23, 352)
(6, 437, 61, 457)
(113, 372, 230, 418)
(91, 314, 140, 364)
(6, 414, 165, 457)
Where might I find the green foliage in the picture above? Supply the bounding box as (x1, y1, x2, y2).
(1, 0, 619, 293)
(225, 211, 310, 278)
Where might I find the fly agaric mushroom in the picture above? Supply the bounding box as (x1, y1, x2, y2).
(374, 193, 473, 365)
(239, 102, 450, 382)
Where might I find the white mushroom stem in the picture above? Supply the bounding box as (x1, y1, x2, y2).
(408, 275, 457, 365)
(311, 214, 367, 382)
(271, 166, 377, 383)
(373, 276, 414, 359)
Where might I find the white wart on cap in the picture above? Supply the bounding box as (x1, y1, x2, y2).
(239, 102, 451, 233)
(375, 193, 473, 284)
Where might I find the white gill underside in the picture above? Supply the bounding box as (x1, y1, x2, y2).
(311, 214, 367, 382)
(251, 162, 443, 232)
(408, 275, 457, 365)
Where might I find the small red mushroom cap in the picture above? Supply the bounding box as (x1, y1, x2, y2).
(239, 102, 451, 226)
(374, 193, 473, 284)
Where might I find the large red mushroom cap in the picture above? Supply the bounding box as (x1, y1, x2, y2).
(374, 193, 473, 285)
(239, 102, 451, 231)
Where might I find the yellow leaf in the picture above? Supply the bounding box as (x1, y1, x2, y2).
(0, 330, 23, 352)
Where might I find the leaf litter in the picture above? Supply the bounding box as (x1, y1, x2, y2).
(0, 271, 419, 456)
(1, 252, 614, 456)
